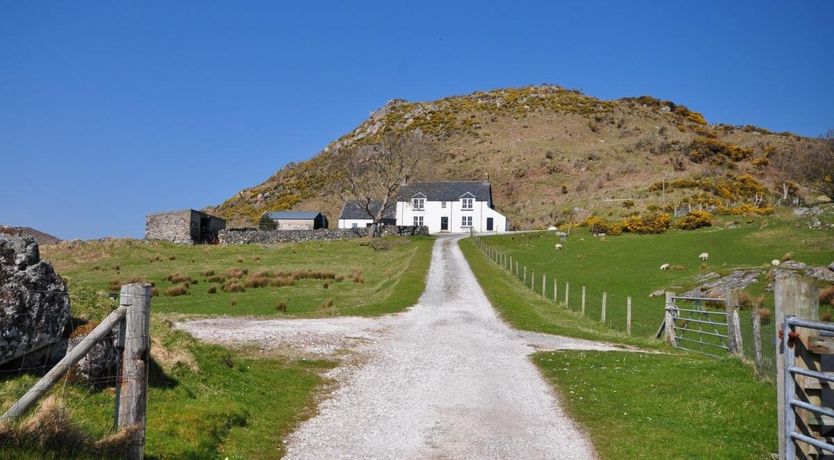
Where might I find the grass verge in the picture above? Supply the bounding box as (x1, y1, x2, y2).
(535, 351, 776, 459)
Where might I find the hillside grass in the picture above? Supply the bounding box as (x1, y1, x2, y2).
(0, 319, 332, 459)
(475, 214, 834, 337)
(42, 236, 434, 318)
(460, 235, 779, 459)
(535, 351, 776, 459)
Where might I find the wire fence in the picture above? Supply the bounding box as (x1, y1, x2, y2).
(473, 235, 780, 380)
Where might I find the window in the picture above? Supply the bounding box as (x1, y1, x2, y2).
(441, 201, 446, 208)
(461, 197, 474, 210)
(413, 216, 424, 227)
(412, 197, 425, 210)
(352, 223, 358, 229)
(461, 216, 472, 228)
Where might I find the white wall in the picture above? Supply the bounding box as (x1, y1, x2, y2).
(396, 199, 507, 234)
(337, 218, 373, 229)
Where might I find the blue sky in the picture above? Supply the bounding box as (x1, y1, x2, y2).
(1, 1, 832, 240)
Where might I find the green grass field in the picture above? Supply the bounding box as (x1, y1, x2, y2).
(535, 351, 776, 459)
(474, 214, 834, 338)
(42, 236, 434, 318)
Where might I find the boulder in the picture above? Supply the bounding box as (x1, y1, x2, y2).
(829, 261, 834, 272)
(67, 324, 120, 387)
(0, 234, 71, 366)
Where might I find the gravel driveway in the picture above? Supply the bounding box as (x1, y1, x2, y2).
(180, 235, 625, 459)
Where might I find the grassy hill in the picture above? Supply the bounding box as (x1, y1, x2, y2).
(210, 85, 822, 228)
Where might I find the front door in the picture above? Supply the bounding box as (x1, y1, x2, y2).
(441, 216, 449, 231)
(486, 217, 494, 231)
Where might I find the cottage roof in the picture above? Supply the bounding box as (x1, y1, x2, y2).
(339, 200, 396, 220)
(266, 211, 322, 220)
(398, 181, 493, 203)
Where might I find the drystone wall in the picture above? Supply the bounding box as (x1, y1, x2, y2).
(219, 226, 429, 244)
(145, 211, 193, 244)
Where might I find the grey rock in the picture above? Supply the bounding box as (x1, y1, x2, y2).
(829, 262, 834, 272)
(809, 267, 834, 283)
(0, 234, 71, 366)
(781, 260, 809, 270)
(67, 325, 119, 387)
(683, 269, 761, 298)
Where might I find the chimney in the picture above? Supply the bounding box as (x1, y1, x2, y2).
(401, 174, 410, 186)
(484, 171, 490, 183)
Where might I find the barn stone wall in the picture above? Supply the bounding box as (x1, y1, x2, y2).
(145, 211, 193, 244)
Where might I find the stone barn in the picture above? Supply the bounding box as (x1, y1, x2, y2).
(145, 209, 226, 244)
(264, 211, 328, 230)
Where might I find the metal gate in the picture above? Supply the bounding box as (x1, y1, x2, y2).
(781, 315, 834, 458)
(664, 295, 731, 358)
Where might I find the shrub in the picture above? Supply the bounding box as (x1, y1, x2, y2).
(820, 286, 834, 306)
(738, 292, 752, 308)
(207, 286, 217, 294)
(222, 282, 246, 293)
(165, 284, 189, 297)
(276, 301, 287, 313)
(151, 288, 159, 297)
(202, 270, 215, 277)
(758, 308, 772, 323)
(225, 268, 247, 279)
(166, 273, 193, 284)
(319, 298, 334, 310)
(584, 216, 622, 235)
(207, 275, 226, 283)
(622, 200, 635, 209)
(244, 275, 270, 289)
(675, 210, 713, 230)
(271, 275, 296, 287)
(622, 213, 671, 234)
(323, 282, 330, 289)
(351, 269, 365, 284)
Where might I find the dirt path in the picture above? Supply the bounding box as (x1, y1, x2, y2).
(180, 235, 625, 459)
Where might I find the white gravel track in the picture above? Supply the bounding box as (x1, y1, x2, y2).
(179, 235, 626, 459)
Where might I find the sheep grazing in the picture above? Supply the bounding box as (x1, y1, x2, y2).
(699, 252, 709, 261)
(772, 259, 781, 266)
(554, 243, 563, 251)
(548, 226, 558, 231)
(660, 263, 671, 270)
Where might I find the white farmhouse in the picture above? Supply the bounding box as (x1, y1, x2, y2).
(395, 181, 508, 233)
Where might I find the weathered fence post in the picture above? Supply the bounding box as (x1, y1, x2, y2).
(775, 273, 819, 460)
(725, 289, 743, 355)
(665, 292, 677, 346)
(627, 296, 632, 335)
(118, 283, 152, 460)
(565, 282, 570, 308)
(581, 286, 586, 316)
(553, 279, 558, 303)
(523, 266, 527, 285)
(751, 306, 763, 375)
(515, 260, 519, 278)
(542, 273, 546, 298)
(601, 292, 607, 323)
(531, 270, 535, 291)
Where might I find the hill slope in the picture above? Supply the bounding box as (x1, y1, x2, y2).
(211, 85, 818, 229)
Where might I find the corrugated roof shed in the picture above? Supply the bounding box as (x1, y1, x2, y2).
(398, 181, 493, 203)
(266, 211, 322, 220)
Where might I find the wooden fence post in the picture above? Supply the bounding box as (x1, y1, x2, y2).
(553, 279, 558, 303)
(665, 292, 677, 346)
(523, 266, 527, 285)
(581, 286, 586, 316)
(515, 260, 519, 278)
(627, 296, 632, 336)
(601, 292, 607, 323)
(775, 273, 819, 460)
(542, 273, 546, 298)
(751, 306, 763, 375)
(531, 270, 535, 291)
(118, 283, 152, 460)
(725, 289, 743, 355)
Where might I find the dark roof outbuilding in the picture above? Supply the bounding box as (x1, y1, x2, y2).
(339, 201, 396, 220)
(266, 211, 323, 220)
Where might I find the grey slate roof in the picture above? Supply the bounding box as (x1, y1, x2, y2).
(398, 181, 493, 204)
(266, 211, 322, 220)
(339, 200, 396, 220)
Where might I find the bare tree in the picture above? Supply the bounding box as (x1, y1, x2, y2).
(336, 131, 433, 237)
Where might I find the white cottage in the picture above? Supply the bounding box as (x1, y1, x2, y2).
(396, 181, 508, 233)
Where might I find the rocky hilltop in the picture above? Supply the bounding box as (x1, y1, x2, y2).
(212, 85, 821, 229)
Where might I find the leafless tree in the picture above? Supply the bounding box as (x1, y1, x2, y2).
(335, 131, 433, 237)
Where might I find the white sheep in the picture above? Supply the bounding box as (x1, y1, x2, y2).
(554, 243, 563, 251)
(548, 226, 558, 231)
(660, 263, 671, 270)
(699, 252, 709, 261)
(772, 259, 781, 266)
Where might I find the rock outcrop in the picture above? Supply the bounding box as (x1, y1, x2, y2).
(67, 325, 120, 387)
(0, 234, 71, 366)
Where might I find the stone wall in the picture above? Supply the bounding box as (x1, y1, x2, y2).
(146, 210, 193, 244)
(219, 225, 429, 244)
